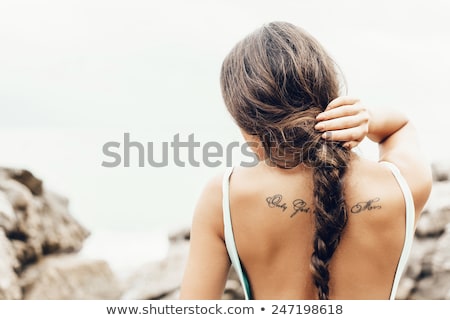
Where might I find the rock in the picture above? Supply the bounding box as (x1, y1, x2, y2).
(410, 271, 450, 300)
(224, 267, 245, 300)
(161, 289, 180, 300)
(0, 166, 199, 302)
(122, 240, 189, 300)
(20, 254, 122, 299)
(416, 181, 450, 237)
(446, 288, 450, 300)
(431, 160, 450, 182)
(0, 178, 34, 214)
(0, 176, 90, 266)
(401, 224, 450, 300)
(36, 190, 90, 255)
(122, 230, 246, 300)
(223, 279, 245, 300)
(10, 239, 37, 268)
(403, 237, 436, 280)
(160, 288, 180, 300)
(168, 226, 191, 243)
(121, 237, 245, 300)
(395, 277, 415, 300)
(0, 168, 43, 196)
(0, 229, 21, 299)
(0, 166, 124, 301)
(0, 178, 43, 264)
(0, 190, 16, 233)
(432, 224, 450, 273)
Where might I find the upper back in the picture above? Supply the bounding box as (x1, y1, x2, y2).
(225, 154, 415, 299)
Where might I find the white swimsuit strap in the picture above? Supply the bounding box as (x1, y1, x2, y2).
(222, 166, 251, 299)
(381, 161, 416, 300)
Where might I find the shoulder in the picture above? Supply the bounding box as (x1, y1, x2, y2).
(191, 165, 259, 238)
(346, 155, 414, 196)
(197, 165, 257, 210)
(383, 157, 432, 216)
(346, 154, 430, 222)
(344, 158, 408, 233)
(191, 170, 227, 240)
(345, 155, 393, 186)
(200, 170, 226, 204)
(345, 157, 403, 205)
(223, 163, 271, 206)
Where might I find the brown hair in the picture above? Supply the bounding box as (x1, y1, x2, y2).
(220, 21, 351, 299)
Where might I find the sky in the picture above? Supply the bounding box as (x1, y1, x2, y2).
(0, 0, 449, 234)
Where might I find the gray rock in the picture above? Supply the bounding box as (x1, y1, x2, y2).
(395, 277, 415, 300)
(431, 160, 450, 182)
(122, 241, 189, 300)
(10, 239, 37, 268)
(0, 168, 43, 196)
(432, 224, 450, 273)
(223, 279, 245, 300)
(0, 179, 34, 214)
(0, 229, 21, 299)
(161, 289, 180, 300)
(20, 254, 122, 299)
(0, 177, 89, 266)
(0, 167, 122, 301)
(36, 189, 90, 255)
(406, 224, 450, 300)
(416, 181, 450, 237)
(168, 226, 191, 243)
(403, 237, 436, 280)
(225, 267, 245, 299)
(0, 179, 43, 264)
(410, 271, 450, 300)
(446, 288, 450, 300)
(0, 190, 16, 233)
(122, 234, 247, 300)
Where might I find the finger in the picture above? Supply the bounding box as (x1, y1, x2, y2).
(315, 114, 367, 132)
(343, 141, 359, 149)
(321, 128, 366, 142)
(326, 96, 360, 111)
(316, 104, 361, 121)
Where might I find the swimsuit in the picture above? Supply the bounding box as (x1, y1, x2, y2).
(222, 161, 415, 300)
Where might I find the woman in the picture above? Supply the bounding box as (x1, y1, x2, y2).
(180, 22, 432, 300)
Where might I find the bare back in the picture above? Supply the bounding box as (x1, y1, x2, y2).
(226, 154, 414, 299)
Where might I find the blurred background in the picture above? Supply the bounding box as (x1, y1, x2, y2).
(0, 0, 449, 299)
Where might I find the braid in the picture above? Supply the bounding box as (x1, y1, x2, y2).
(257, 117, 351, 300)
(309, 143, 350, 299)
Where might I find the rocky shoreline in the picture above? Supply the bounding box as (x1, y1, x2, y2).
(0, 162, 449, 300)
(0, 167, 121, 299)
(395, 161, 450, 299)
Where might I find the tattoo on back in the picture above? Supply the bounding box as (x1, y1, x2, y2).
(265, 194, 382, 217)
(291, 199, 310, 218)
(350, 197, 382, 214)
(266, 194, 288, 211)
(266, 194, 310, 218)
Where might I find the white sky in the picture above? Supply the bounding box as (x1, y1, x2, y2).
(1, 0, 449, 128)
(0, 0, 449, 232)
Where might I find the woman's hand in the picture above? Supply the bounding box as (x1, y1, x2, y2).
(314, 96, 370, 149)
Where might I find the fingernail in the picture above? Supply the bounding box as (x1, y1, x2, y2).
(315, 123, 324, 131)
(316, 113, 324, 121)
